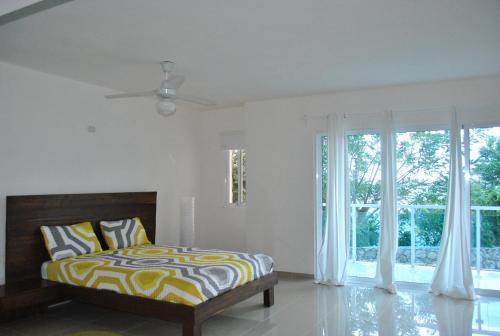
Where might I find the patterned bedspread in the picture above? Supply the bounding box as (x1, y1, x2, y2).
(42, 245, 274, 306)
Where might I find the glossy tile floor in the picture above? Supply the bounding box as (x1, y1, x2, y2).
(1, 276, 499, 336)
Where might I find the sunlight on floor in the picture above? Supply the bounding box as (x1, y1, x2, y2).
(347, 261, 500, 290)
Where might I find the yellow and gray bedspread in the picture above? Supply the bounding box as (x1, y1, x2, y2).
(41, 245, 274, 306)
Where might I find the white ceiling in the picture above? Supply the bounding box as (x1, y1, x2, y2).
(1, 0, 500, 106)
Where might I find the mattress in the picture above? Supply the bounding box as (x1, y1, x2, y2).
(41, 245, 274, 306)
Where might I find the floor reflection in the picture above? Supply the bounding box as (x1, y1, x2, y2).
(315, 285, 350, 336)
(433, 295, 474, 336)
(309, 282, 498, 336)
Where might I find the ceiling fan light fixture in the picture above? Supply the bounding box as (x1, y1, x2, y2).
(156, 99, 176, 117)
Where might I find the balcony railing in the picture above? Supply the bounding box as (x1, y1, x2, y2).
(345, 203, 500, 272)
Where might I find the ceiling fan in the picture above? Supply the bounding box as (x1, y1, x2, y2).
(105, 61, 215, 117)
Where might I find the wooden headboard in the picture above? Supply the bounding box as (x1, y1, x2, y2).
(5, 192, 157, 284)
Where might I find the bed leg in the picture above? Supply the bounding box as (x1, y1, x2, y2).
(264, 287, 274, 307)
(183, 321, 202, 336)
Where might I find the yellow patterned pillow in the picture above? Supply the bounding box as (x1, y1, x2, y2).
(41, 222, 103, 261)
(100, 217, 151, 250)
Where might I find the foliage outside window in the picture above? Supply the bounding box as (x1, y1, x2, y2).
(469, 127, 500, 272)
(227, 149, 247, 206)
(348, 133, 382, 254)
(396, 130, 450, 255)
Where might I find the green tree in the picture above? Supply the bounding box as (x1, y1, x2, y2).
(472, 136, 500, 205)
(471, 135, 500, 248)
(346, 131, 450, 249)
(322, 129, 500, 252)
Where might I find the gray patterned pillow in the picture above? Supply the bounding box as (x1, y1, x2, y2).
(100, 217, 151, 250)
(41, 222, 103, 261)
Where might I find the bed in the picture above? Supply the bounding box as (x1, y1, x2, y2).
(5, 192, 278, 336)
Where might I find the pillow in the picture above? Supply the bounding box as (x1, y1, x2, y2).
(41, 222, 103, 261)
(100, 217, 151, 250)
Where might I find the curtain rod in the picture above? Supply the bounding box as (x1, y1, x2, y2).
(302, 106, 454, 120)
(390, 106, 453, 114)
(301, 112, 383, 120)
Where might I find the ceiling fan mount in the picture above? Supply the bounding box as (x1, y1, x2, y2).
(105, 61, 215, 117)
(156, 62, 178, 99)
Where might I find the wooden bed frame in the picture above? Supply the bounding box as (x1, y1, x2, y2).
(4, 192, 277, 336)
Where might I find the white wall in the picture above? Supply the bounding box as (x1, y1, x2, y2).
(0, 61, 199, 284)
(196, 76, 500, 274)
(196, 107, 247, 251)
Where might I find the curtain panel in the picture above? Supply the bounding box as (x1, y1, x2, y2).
(431, 110, 475, 300)
(315, 113, 348, 285)
(374, 111, 398, 293)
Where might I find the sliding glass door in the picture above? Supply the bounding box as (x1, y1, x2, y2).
(466, 126, 500, 290)
(315, 123, 499, 291)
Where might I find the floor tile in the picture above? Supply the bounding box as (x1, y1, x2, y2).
(203, 313, 258, 335)
(87, 310, 149, 332)
(125, 319, 181, 336)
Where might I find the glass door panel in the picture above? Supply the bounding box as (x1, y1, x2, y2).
(346, 133, 382, 278)
(395, 130, 450, 283)
(468, 126, 500, 290)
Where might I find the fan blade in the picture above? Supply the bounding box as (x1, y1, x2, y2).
(105, 90, 156, 99)
(176, 93, 216, 106)
(168, 75, 185, 90)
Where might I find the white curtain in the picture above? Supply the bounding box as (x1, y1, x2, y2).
(315, 113, 348, 285)
(430, 110, 475, 300)
(374, 111, 398, 293)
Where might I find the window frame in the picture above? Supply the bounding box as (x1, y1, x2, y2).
(462, 121, 500, 276)
(314, 115, 500, 293)
(346, 131, 382, 265)
(314, 133, 326, 278)
(224, 148, 247, 208)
